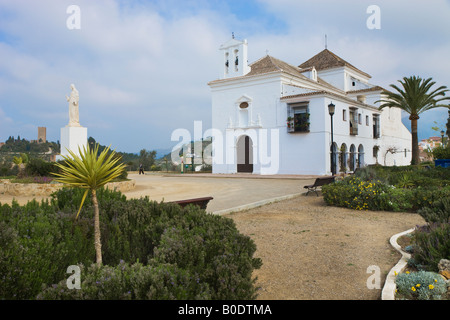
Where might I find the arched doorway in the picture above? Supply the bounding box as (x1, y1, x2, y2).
(339, 143, 348, 174)
(237, 135, 253, 173)
(349, 144, 356, 172)
(358, 144, 364, 168)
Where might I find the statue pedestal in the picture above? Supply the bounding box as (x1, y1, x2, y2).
(57, 126, 87, 161)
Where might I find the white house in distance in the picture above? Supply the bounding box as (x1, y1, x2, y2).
(208, 37, 412, 175)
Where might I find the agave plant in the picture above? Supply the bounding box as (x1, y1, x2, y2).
(53, 144, 126, 265)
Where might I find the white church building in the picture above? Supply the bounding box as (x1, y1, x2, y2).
(208, 37, 412, 175)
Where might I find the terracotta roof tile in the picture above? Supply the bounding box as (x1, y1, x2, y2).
(246, 55, 306, 78)
(346, 86, 385, 94)
(298, 49, 371, 78)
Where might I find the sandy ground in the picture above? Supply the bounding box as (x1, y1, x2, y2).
(0, 173, 426, 300)
(225, 195, 425, 300)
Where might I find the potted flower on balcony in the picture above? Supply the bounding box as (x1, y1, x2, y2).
(287, 116, 294, 132)
(287, 116, 293, 127)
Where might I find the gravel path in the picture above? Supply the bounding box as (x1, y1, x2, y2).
(225, 194, 425, 300)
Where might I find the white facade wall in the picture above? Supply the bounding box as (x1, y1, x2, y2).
(379, 107, 412, 166)
(209, 39, 412, 175)
(211, 77, 411, 175)
(211, 74, 283, 174)
(316, 68, 346, 91)
(278, 97, 328, 175)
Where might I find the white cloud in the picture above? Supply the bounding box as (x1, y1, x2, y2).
(0, 0, 449, 150)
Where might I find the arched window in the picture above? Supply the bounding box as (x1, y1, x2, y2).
(350, 144, 356, 171)
(340, 144, 348, 174)
(330, 142, 338, 175)
(236, 96, 252, 128)
(358, 144, 365, 168)
(225, 52, 229, 74)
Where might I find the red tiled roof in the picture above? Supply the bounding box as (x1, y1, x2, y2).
(298, 49, 371, 79)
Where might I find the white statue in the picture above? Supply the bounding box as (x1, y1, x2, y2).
(66, 84, 80, 126)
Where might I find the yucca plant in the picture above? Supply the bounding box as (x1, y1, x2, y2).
(53, 144, 126, 265)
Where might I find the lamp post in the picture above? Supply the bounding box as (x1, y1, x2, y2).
(441, 130, 445, 147)
(328, 102, 336, 175)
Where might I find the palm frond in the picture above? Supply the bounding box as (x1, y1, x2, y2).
(376, 76, 450, 117)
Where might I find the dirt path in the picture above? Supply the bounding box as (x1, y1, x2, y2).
(225, 195, 425, 300)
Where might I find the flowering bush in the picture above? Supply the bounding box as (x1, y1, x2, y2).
(322, 166, 450, 212)
(395, 271, 447, 300)
(322, 176, 405, 211)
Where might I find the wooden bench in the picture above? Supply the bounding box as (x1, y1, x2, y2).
(171, 196, 214, 210)
(304, 176, 335, 196)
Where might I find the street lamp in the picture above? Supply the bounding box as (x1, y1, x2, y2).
(441, 130, 445, 147)
(328, 102, 336, 175)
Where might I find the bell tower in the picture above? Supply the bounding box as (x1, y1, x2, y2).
(219, 34, 250, 79)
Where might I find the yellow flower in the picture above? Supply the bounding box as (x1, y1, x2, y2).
(416, 284, 421, 288)
(434, 279, 437, 283)
(406, 271, 410, 274)
(429, 284, 434, 290)
(411, 286, 416, 292)
(394, 271, 398, 276)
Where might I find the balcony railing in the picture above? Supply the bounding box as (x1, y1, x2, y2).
(287, 114, 310, 133)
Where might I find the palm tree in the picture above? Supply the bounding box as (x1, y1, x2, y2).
(376, 76, 450, 165)
(53, 144, 126, 265)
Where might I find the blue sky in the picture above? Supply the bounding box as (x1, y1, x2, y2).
(0, 0, 449, 154)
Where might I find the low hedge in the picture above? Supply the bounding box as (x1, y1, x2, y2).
(0, 188, 262, 300)
(322, 166, 450, 212)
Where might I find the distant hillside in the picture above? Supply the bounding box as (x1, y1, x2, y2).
(161, 138, 212, 163)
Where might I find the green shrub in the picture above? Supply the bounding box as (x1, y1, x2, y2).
(0, 164, 19, 177)
(358, 165, 450, 187)
(432, 145, 450, 160)
(1, 188, 262, 300)
(0, 200, 94, 299)
(322, 176, 408, 211)
(90, 196, 262, 299)
(417, 197, 450, 224)
(36, 261, 211, 300)
(395, 270, 447, 300)
(410, 187, 450, 211)
(25, 158, 57, 177)
(50, 186, 127, 213)
(411, 223, 450, 272)
(323, 166, 450, 212)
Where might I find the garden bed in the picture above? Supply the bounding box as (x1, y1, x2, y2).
(322, 165, 450, 300)
(0, 187, 261, 300)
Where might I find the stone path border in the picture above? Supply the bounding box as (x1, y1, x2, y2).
(212, 193, 302, 216)
(381, 227, 415, 300)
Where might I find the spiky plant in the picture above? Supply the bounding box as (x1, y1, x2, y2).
(53, 144, 126, 265)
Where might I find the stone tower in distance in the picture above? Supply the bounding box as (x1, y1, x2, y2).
(38, 127, 46, 144)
